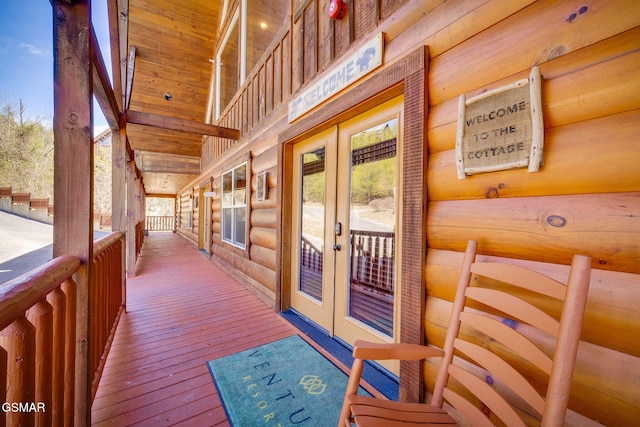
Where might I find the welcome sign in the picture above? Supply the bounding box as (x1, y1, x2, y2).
(455, 67, 543, 179)
(288, 33, 383, 122)
(207, 335, 369, 426)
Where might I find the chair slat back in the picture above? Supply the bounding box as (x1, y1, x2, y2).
(432, 241, 591, 427)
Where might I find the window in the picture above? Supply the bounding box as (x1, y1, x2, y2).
(217, 9, 240, 116)
(214, 0, 288, 119)
(245, 0, 288, 75)
(222, 164, 247, 248)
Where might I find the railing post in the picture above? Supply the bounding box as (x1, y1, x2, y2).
(0, 346, 6, 427)
(27, 300, 54, 427)
(61, 279, 77, 427)
(120, 235, 127, 312)
(0, 317, 36, 427)
(47, 288, 67, 427)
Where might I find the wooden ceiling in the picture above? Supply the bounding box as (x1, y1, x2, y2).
(125, 0, 221, 196)
(97, 1, 283, 196)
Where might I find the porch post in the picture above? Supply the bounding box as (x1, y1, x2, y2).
(52, 0, 93, 425)
(126, 160, 137, 277)
(112, 127, 127, 309)
(111, 128, 127, 233)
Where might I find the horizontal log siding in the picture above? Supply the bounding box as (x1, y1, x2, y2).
(176, 190, 197, 244)
(205, 146, 279, 307)
(179, 0, 639, 424)
(422, 1, 640, 426)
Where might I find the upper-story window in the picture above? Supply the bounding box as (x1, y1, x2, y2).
(214, 0, 289, 119)
(217, 9, 240, 117)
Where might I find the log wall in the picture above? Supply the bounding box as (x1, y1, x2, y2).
(176, 189, 197, 244)
(418, 1, 640, 425)
(180, 0, 639, 424)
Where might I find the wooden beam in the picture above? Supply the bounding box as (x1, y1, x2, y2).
(145, 193, 177, 199)
(139, 164, 200, 174)
(52, 0, 93, 424)
(119, 0, 129, 110)
(112, 128, 127, 233)
(126, 160, 138, 277)
(125, 46, 136, 110)
(91, 26, 120, 129)
(106, 0, 122, 113)
(126, 110, 240, 140)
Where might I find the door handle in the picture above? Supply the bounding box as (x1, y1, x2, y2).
(333, 244, 342, 251)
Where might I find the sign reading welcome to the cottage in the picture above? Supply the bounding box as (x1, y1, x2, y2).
(455, 66, 543, 179)
(288, 33, 383, 122)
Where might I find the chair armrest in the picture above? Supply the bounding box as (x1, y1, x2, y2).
(352, 340, 445, 361)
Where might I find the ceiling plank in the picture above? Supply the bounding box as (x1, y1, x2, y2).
(127, 124, 201, 156)
(126, 109, 240, 139)
(139, 152, 200, 174)
(91, 26, 120, 130)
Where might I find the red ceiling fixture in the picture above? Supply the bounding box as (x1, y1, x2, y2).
(329, 0, 347, 20)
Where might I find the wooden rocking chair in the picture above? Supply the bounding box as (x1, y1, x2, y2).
(339, 240, 591, 427)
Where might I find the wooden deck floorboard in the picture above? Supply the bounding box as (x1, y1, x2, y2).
(91, 233, 298, 426)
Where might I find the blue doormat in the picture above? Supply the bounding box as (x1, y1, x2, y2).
(207, 335, 369, 426)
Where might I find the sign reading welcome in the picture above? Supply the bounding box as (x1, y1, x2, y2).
(455, 67, 543, 179)
(288, 33, 383, 122)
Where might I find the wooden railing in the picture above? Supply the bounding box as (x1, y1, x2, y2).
(146, 215, 175, 232)
(350, 229, 396, 294)
(90, 232, 126, 401)
(301, 236, 323, 272)
(135, 220, 145, 260)
(0, 231, 126, 426)
(0, 256, 80, 427)
(349, 229, 395, 336)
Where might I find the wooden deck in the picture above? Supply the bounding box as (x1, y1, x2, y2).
(91, 233, 298, 426)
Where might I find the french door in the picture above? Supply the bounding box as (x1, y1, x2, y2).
(290, 96, 403, 373)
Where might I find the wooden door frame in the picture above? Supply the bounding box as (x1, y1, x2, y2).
(278, 46, 429, 403)
(288, 128, 338, 333)
(198, 179, 213, 255)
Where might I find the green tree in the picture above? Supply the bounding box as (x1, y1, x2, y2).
(0, 97, 54, 199)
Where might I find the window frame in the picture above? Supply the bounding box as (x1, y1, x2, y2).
(221, 162, 249, 250)
(216, 7, 240, 119)
(212, 0, 289, 121)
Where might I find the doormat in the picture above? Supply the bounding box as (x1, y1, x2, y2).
(207, 335, 369, 426)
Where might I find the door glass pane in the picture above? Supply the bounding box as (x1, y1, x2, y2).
(298, 148, 326, 301)
(348, 119, 397, 336)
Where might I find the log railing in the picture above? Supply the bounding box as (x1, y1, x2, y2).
(300, 236, 323, 272)
(146, 215, 175, 232)
(0, 231, 126, 426)
(350, 229, 396, 294)
(349, 229, 395, 336)
(0, 256, 80, 427)
(135, 220, 145, 260)
(90, 232, 126, 401)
